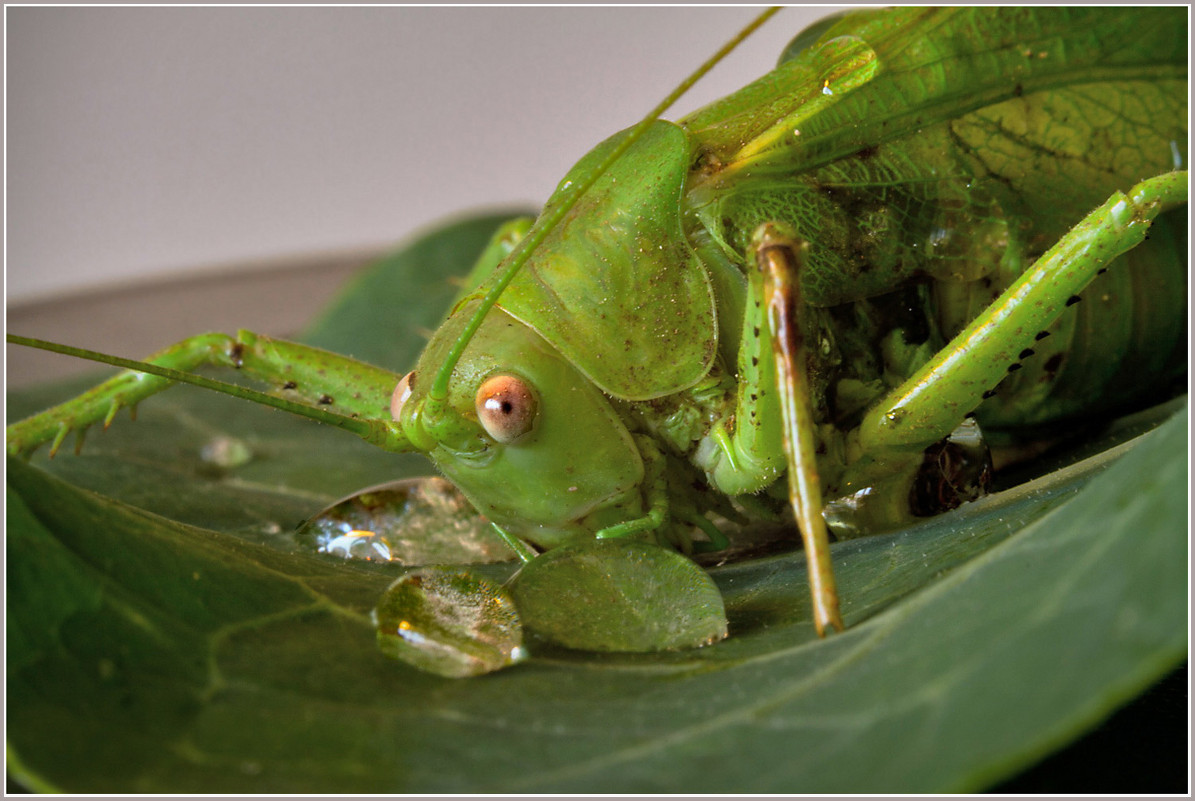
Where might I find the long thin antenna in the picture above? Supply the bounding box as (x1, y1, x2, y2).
(429, 7, 781, 400)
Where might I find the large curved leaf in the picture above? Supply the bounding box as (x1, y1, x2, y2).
(6, 216, 1188, 792)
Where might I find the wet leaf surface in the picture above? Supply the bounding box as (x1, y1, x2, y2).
(6, 407, 1186, 792)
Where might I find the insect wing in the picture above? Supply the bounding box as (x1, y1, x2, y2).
(687, 7, 1186, 175)
(683, 7, 1186, 314)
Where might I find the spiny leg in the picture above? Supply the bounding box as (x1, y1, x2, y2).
(7, 331, 407, 458)
(860, 171, 1188, 455)
(755, 224, 844, 636)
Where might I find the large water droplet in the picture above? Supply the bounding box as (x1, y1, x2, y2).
(373, 567, 526, 678)
(296, 477, 516, 565)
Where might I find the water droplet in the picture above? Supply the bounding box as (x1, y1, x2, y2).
(373, 567, 526, 678)
(296, 477, 516, 565)
(199, 436, 252, 469)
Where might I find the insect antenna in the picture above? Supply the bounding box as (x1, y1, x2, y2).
(427, 6, 782, 402)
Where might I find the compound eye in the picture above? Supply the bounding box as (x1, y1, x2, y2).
(391, 371, 415, 422)
(475, 374, 538, 444)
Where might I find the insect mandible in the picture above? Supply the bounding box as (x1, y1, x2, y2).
(7, 7, 1189, 677)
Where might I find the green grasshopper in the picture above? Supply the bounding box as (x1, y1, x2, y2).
(7, 7, 1188, 677)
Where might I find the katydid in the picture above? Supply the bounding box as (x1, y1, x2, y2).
(6, 7, 1188, 677)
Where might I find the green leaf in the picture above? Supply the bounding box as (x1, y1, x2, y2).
(6, 213, 1187, 792)
(6, 410, 1186, 792)
(510, 538, 728, 652)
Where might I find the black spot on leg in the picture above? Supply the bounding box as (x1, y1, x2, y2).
(229, 342, 245, 368)
(283, 381, 297, 390)
(1034, 330, 1051, 341)
(318, 394, 334, 405)
(982, 389, 998, 400)
(1065, 295, 1082, 306)
(1007, 363, 1022, 373)
(1018, 348, 1035, 360)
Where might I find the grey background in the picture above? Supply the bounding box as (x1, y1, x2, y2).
(7, 6, 837, 303)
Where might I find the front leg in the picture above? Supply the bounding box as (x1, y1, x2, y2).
(7, 331, 408, 457)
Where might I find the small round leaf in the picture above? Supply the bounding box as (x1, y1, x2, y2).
(510, 538, 728, 652)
